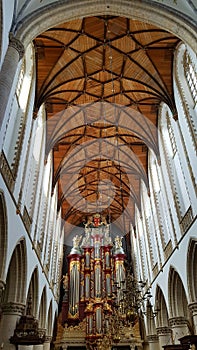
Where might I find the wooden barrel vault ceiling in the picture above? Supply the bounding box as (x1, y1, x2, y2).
(34, 15, 179, 235)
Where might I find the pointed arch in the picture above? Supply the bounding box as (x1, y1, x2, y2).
(155, 285, 169, 328)
(187, 238, 197, 302)
(26, 267, 39, 318)
(46, 300, 53, 336)
(16, 1, 196, 52)
(168, 267, 189, 319)
(3, 239, 27, 305)
(38, 286, 47, 330)
(51, 311, 58, 345)
(0, 190, 7, 282)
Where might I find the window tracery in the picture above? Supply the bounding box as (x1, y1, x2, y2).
(184, 51, 197, 107)
(160, 107, 191, 227)
(3, 44, 34, 181)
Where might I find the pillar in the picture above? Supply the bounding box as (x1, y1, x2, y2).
(0, 33, 24, 133)
(0, 302, 25, 350)
(43, 336, 52, 350)
(169, 316, 190, 344)
(147, 334, 159, 350)
(157, 326, 172, 349)
(33, 345, 43, 350)
(189, 302, 197, 334)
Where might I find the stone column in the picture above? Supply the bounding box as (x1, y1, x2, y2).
(33, 345, 43, 350)
(0, 33, 24, 132)
(147, 334, 159, 350)
(169, 316, 190, 344)
(157, 326, 172, 349)
(0, 302, 25, 350)
(33, 328, 47, 350)
(43, 336, 52, 350)
(189, 302, 197, 334)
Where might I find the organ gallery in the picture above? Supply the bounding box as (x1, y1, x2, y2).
(56, 214, 142, 349)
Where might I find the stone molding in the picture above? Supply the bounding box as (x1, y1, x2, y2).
(169, 316, 188, 327)
(2, 301, 25, 315)
(156, 326, 172, 336)
(9, 33, 25, 60)
(16, 0, 197, 53)
(0, 151, 15, 191)
(147, 334, 159, 342)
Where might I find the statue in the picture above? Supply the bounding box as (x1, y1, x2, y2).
(114, 235, 124, 254)
(73, 235, 82, 248)
(101, 215, 107, 226)
(70, 235, 82, 254)
(85, 215, 94, 228)
(114, 236, 123, 249)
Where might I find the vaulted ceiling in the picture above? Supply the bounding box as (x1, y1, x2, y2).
(34, 16, 179, 234)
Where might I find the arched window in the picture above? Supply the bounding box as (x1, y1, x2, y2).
(149, 151, 173, 257)
(36, 152, 53, 254)
(24, 106, 46, 220)
(159, 105, 191, 230)
(173, 43, 196, 199)
(135, 208, 146, 282)
(43, 186, 58, 274)
(3, 44, 34, 182)
(184, 50, 197, 108)
(141, 182, 158, 273)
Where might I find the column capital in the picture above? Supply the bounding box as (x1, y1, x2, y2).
(2, 301, 25, 315)
(9, 33, 24, 60)
(147, 334, 159, 342)
(156, 326, 172, 336)
(44, 336, 52, 343)
(189, 302, 197, 315)
(169, 316, 188, 327)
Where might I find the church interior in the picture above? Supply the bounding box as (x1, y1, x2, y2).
(0, 1, 196, 350)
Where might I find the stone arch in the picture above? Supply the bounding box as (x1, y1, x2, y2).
(51, 311, 58, 344)
(46, 300, 53, 336)
(15, 1, 196, 52)
(38, 286, 47, 330)
(0, 190, 7, 284)
(187, 238, 197, 302)
(155, 285, 169, 328)
(26, 267, 39, 318)
(3, 238, 27, 305)
(168, 266, 189, 319)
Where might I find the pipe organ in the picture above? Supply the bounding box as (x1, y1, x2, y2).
(62, 214, 127, 346)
